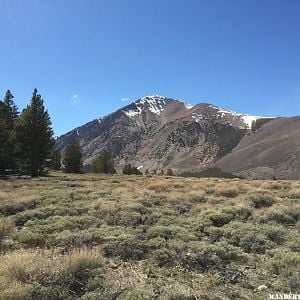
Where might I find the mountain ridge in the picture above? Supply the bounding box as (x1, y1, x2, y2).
(56, 95, 276, 175)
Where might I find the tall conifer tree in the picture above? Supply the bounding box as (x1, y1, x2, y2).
(0, 90, 18, 175)
(62, 141, 83, 173)
(15, 89, 54, 176)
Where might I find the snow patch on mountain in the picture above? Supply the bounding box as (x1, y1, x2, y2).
(192, 114, 205, 122)
(123, 95, 166, 117)
(208, 105, 271, 129)
(184, 102, 193, 109)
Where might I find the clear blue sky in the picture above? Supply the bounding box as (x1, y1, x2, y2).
(1, 0, 300, 136)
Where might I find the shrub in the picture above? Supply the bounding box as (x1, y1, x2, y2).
(220, 222, 276, 254)
(152, 247, 174, 266)
(1, 249, 104, 298)
(205, 210, 235, 227)
(0, 198, 38, 216)
(14, 209, 51, 226)
(103, 235, 149, 261)
(146, 225, 194, 241)
(260, 208, 300, 224)
(0, 217, 15, 241)
(215, 187, 239, 198)
(54, 230, 96, 250)
(264, 226, 287, 244)
(182, 241, 243, 271)
(15, 230, 46, 247)
(287, 232, 300, 252)
(268, 251, 300, 275)
(250, 195, 275, 208)
(67, 250, 104, 296)
(239, 232, 273, 254)
(118, 289, 155, 299)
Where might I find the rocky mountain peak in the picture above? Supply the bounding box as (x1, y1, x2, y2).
(56, 95, 277, 176)
(122, 95, 193, 118)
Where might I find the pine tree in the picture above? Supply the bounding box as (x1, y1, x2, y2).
(92, 150, 116, 174)
(0, 90, 18, 175)
(15, 89, 54, 176)
(62, 141, 83, 173)
(122, 164, 142, 175)
(166, 168, 174, 176)
(3, 90, 18, 128)
(50, 149, 62, 171)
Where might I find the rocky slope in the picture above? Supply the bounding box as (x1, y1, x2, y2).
(214, 117, 300, 179)
(56, 95, 269, 173)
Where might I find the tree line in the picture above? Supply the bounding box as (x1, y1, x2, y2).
(0, 89, 175, 177)
(0, 89, 54, 177)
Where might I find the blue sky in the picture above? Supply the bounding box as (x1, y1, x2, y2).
(1, 0, 300, 136)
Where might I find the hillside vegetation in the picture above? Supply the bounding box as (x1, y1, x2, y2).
(0, 173, 299, 299)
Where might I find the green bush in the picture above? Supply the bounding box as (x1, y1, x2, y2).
(265, 226, 287, 244)
(268, 251, 300, 275)
(103, 235, 149, 260)
(0, 217, 15, 241)
(0, 199, 38, 216)
(218, 222, 276, 254)
(182, 241, 243, 271)
(14, 209, 51, 226)
(250, 195, 275, 208)
(53, 230, 96, 250)
(15, 230, 46, 247)
(239, 232, 273, 254)
(30, 283, 69, 300)
(260, 208, 300, 224)
(287, 232, 300, 252)
(206, 210, 235, 227)
(152, 247, 174, 266)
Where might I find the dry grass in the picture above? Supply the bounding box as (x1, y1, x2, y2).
(0, 172, 299, 299)
(147, 179, 171, 192)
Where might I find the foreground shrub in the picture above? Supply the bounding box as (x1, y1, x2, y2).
(182, 241, 243, 271)
(0, 249, 104, 299)
(239, 232, 273, 254)
(103, 235, 149, 260)
(0, 198, 38, 216)
(15, 230, 46, 248)
(215, 187, 239, 198)
(0, 217, 15, 241)
(259, 208, 300, 224)
(250, 195, 275, 208)
(267, 251, 300, 292)
(218, 222, 277, 254)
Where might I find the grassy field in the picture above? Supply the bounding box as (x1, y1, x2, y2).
(0, 172, 299, 299)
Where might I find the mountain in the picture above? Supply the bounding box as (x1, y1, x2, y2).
(214, 117, 300, 179)
(56, 95, 271, 173)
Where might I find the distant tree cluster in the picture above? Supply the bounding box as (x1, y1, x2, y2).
(122, 164, 142, 175)
(92, 151, 116, 174)
(62, 141, 83, 173)
(0, 89, 54, 177)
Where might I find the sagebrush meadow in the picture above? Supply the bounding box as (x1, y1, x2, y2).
(0, 172, 299, 299)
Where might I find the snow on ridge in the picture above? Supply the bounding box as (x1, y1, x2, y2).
(122, 95, 193, 118)
(208, 104, 271, 129)
(184, 102, 193, 109)
(192, 114, 205, 123)
(123, 95, 166, 117)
